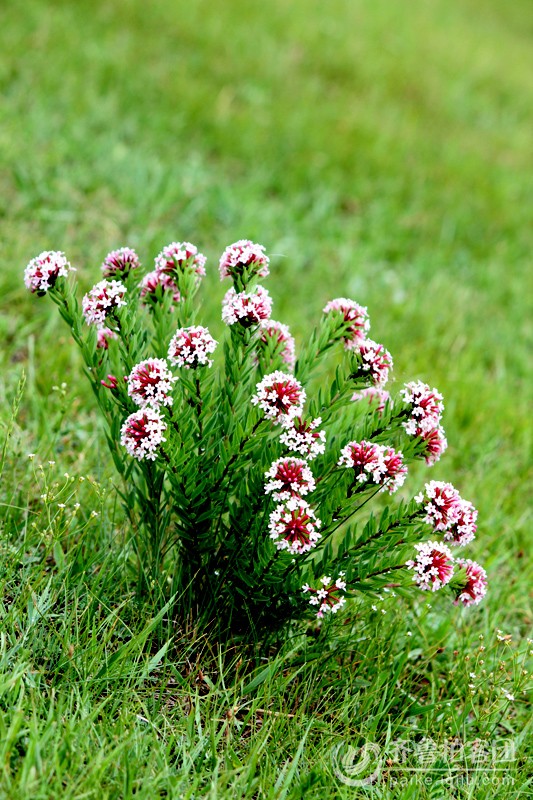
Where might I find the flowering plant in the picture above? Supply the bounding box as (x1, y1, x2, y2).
(24, 242, 487, 635)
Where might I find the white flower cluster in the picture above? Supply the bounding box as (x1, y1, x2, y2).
(167, 326, 217, 369)
(219, 239, 270, 280)
(139, 241, 205, 307)
(407, 542, 487, 605)
(259, 319, 296, 371)
(261, 380, 324, 555)
(415, 480, 477, 546)
(268, 497, 322, 554)
(126, 358, 177, 409)
(400, 381, 444, 436)
(323, 298, 370, 349)
(155, 241, 206, 276)
(322, 296, 393, 389)
(279, 416, 326, 460)
(454, 558, 488, 606)
(251, 370, 306, 421)
(24, 251, 74, 294)
(399, 381, 447, 465)
(140, 270, 180, 304)
(357, 339, 393, 387)
(406, 540, 455, 591)
(82, 279, 127, 327)
(222, 286, 272, 326)
(264, 457, 316, 501)
(120, 407, 167, 462)
(101, 247, 140, 278)
(302, 574, 347, 618)
(337, 440, 407, 494)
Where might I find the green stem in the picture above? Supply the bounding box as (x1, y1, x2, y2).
(357, 563, 406, 580)
(212, 417, 264, 493)
(195, 377, 203, 441)
(348, 511, 420, 554)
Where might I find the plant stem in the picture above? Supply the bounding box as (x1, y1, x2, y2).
(195, 377, 203, 441)
(348, 510, 421, 554)
(212, 417, 264, 492)
(359, 563, 406, 580)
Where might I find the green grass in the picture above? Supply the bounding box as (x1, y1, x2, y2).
(0, 0, 532, 796)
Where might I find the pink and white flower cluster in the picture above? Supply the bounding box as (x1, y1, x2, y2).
(419, 426, 448, 465)
(219, 239, 270, 281)
(337, 439, 407, 494)
(323, 298, 370, 350)
(454, 559, 488, 607)
(400, 381, 447, 465)
(155, 241, 206, 278)
(322, 297, 393, 387)
(259, 319, 296, 371)
(24, 251, 74, 294)
(82, 279, 127, 327)
(357, 339, 393, 387)
(406, 542, 487, 606)
(415, 481, 477, 546)
(222, 286, 272, 327)
(220, 240, 272, 328)
(263, 378, 326, 553)
(279, 416, 326, 460)
(120, 407, 167, 462)
(407, 479, 484, 604)
(268, 498, 321, 554)
(303, 574, 347, 618)
(101, 247, 140, 278)
(407, 541, 455, 592)
(264, 457, 316, 501)
(140, 241, 206, 307)
(401, 381, 443, 435)
(126, 358, 177, 409)
(251, 371, 306, 421)
(168, 326, 217, 369)
(264, 396, 324, 553)
(140, 270, 181, 305)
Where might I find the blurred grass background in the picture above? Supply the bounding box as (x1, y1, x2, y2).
(0, 0, 531, 795)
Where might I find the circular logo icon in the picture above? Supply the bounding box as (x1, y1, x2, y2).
(331, 740, 382, 786)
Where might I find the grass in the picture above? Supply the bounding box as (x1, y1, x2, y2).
(0, 0, 532, 796)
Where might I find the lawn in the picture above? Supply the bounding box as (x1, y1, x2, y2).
(0, 0, 531, 797)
